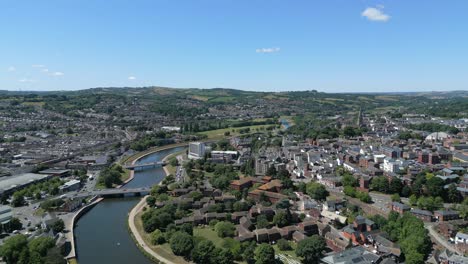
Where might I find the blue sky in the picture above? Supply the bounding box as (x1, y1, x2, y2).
(1, 0, 467, 92)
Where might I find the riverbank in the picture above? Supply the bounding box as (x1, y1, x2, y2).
(116, 143, 189, 188)
(65, 197, 104, 261)
(68, 145, 186, 263)
(128, 151, 189, 264)
(161, 149, 186, 177)
(128, 196, 188, 264)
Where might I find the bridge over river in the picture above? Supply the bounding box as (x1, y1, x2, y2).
(123, 161, 166, 170)
(71, 187, 150, 200)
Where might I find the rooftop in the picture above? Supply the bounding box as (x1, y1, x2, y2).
(0, 173, 51, 193)
(321, 246, 381, 264)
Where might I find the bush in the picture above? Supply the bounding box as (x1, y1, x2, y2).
(277, 239, 291, 251)
(215, 221, 235, 238)
(150, 229, 165, 245)
(209, 219, 219, 229)
(169, 231, 193, 257)
(146, 196, 156, 207)
(51, 219, 65, 233)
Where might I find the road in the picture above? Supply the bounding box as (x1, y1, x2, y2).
(7, 171, 100, 241)
(425, 222, 461, 255)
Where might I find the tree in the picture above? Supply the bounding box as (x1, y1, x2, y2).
(215, 221, 236, 238)
(401, 185, 412, 197)
(342, 174, 357, 187)
(169, 231, 193, 257)
(192, 240, 215, 264)
(343, 186, 356, 197)
(51, 219, 65, 233)
(5, 217, 23, 232)
(28, 236, 55, 257)
(146, 196, 156, 207)
(150, 229, 165, 245)
(368, 215, 388, 229)
(213, 247, 235, 264)
(43, 247, 66, 264)
(169, 156, 179, 167)
(296, 235, 326, 264)
(277, 238, 292, 250)
(11, 193, 25, 207)
(273, 211, 289, 227)
(370, 177, 389, 193)
(256, 215, 269, 229)
(0, 235, 28, 264)
(425, 177, 445, 197)
(356, 191, 372, 203)
(391, 193, 401, 202)
(343, 126, 359, 138)
(306, 182, 329, 201)
(190, 191, 203, 201)
(222, 238, 242, 260)
(409, 194, 418, 206)
(389, 178, 403, 194)
(178, 223, 193, 235)
(446, 184, 461, 203)
(254, 243, 275, 264)
(266, 166, 277, 177)
(242, 241, 257, 264)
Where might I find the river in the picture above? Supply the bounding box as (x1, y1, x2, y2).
(74, 147, 185, 264)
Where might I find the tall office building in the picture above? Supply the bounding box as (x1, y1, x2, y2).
(188, 142, 206, 159)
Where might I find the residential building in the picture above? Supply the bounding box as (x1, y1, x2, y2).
(391, 202, 410, 214)
(434, 210, 460, 222)
(410, 209, 433, 222)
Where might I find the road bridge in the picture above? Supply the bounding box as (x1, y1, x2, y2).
(124, 161, 166, 170)
(72, 187, 150, 199)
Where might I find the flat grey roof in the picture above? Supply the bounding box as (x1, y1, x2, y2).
(0, 173, 50, 193)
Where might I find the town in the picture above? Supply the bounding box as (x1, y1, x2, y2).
(0, 89, 467, 264)
(3, 1, 468, 263)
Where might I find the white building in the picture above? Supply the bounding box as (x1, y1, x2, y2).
(188, 142, 206, 159)
(161, 126, 181, 132)
(455, 232, 468, 244)
(383, 158, 399, 173)
(210, 151, 237, 163)
(59, 179, 81, 193)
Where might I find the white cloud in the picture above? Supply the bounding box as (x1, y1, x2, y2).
(18, 78, 35, 83)
(128, 76, 136, 80)
(362, 6, 390, 22)
(7, 66, 16, 72)
(256, 47, 280, 53)
(51, 71, 64, 76)
(32, 64, 46, 68)
(42, 68, 49, 73)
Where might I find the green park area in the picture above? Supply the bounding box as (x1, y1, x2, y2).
(198, 124, 279, 140)
(134, 209, 189, 264)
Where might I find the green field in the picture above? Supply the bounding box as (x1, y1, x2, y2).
(208, 96, 236, 103)
(198, 124, 278, 139)
(193, 227, 226, 245)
